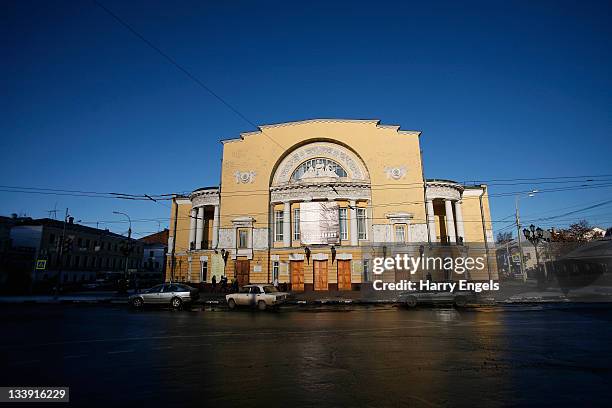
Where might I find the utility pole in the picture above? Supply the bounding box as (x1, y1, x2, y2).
(55, 208, 69, 297)
(479, 187, 492, 280)
(515, 197, 527, 282)
(514, 191, 538, 283)
(170, 196, 178, 283)
(113, 211, 132, 292)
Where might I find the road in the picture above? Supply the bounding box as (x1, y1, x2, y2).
(1, 304, 612, 407)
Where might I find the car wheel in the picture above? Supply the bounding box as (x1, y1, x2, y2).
(132, 297, 144, 308)
(228, 298, 236, 309)
(454, 295, 467, 308)
(405, 296, 418, 308)
(171, 297, 183, 309)
(257, 300, 267, 311)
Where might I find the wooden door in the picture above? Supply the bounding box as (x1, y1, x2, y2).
(235, 260, 250, 287)
(314, 260, 328, 291)
(290, 261, 304, 292)
(337, 260, 352, 291)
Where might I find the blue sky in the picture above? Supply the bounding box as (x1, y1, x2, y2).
(2, 0, 611, 238)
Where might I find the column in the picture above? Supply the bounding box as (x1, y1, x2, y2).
(189, 208, 197, 249)
(349, 200, 358, 246)
(444, 199, 456, 243)
(454, 200, 465, 243)
(195, 206, 204, 250)
(212, 204, 219, 248)
(283, 201, 291, 247)
(426, 200, 436, 242)
(270, 203, 275, 245)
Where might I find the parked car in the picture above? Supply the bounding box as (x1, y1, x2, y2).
(398, 290, 475, 308)
(129, 283, 199, 309)
(226, 284, 289, 310)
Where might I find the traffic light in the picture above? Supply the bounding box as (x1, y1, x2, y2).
(62, 236, 73, 253)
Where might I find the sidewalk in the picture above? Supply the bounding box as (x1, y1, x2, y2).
(2, 283, 611, 306)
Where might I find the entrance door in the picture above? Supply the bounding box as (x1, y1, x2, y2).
(290, 261, 304, 292)
(314, 260, 328, 291)
(337, 260, 352, 291)
(235, 260, 250, 286)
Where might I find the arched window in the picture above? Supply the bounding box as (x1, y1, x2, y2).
(291, 158, 348, 181)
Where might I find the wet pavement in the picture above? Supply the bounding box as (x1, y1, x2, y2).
(1, 304, 612, 407)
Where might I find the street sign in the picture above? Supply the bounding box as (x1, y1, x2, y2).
(511, 255, 520, 263)
(36, 259, 47, 270)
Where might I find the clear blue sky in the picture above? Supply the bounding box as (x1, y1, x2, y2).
(2, 0, 611, 238)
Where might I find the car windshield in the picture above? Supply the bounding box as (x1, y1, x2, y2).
(263, 286, 278, 293)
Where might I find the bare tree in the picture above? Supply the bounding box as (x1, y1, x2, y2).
(496, 231, 513, 244)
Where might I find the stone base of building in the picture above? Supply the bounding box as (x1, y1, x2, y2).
(166, 244, 499, 289)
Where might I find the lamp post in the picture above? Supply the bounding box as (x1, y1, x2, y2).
(515, 190, 538, 282)
(113, 211, 132, 282)
(522, 224, 549, 281)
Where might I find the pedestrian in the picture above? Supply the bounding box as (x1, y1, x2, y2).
(212, 275, 217, 292)
(273, 277, 279, 288)
(220, 275, 228, 293)
(232, 279, 238, 293)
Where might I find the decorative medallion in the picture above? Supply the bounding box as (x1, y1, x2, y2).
(234, 171, 256, 184)
(384, 166, 407, 180)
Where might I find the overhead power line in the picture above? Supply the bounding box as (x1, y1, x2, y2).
(93, 0, 286, 152)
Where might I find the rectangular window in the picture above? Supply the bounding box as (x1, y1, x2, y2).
(200, 260, 208, 282)
(274, 210, 284, 242)
(86, 239, 90, 249)
(395, 224, 406, 243)
(293, 208, 300, 241)
(357, 208, 367, 240)
(339, 208, 348, 240)
(272, 261, 279, 281)
(238, 228, 248, 249)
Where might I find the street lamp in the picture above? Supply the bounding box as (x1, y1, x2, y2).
(522, 224, 549, 282)
(515, 190, 538, 282)
(112, 211, 132, 239)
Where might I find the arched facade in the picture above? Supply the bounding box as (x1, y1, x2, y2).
(167, 119, 497, 288)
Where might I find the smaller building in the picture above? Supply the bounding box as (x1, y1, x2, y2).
(7, 217, 144, 289)
(138, 229, 168, 282)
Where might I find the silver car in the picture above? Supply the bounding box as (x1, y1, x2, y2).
(398, 290, 475, 308)
(130, 283, 199, 309)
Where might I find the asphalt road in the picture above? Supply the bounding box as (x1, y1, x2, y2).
(1, 303, 612, 407)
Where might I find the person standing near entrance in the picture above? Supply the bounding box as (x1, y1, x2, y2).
(211, 275, 217, 292)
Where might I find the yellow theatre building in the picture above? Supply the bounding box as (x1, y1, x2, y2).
(166, 119, 497, 290)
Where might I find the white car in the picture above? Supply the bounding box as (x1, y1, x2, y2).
(226, 284, 289, 310)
